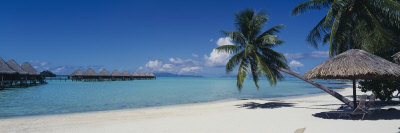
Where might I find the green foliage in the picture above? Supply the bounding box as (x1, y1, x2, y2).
(359, 80, 400, 101)
(292, 0, 400, 57)
(294, 0, 400, 102)
(217, 9, 288, 91)
(40, 70, 56, 77)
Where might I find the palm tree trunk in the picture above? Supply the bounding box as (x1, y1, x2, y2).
(278, 68, 354, 108)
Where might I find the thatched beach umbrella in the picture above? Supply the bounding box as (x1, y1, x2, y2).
(99, 69, 111, 76)
(84, 68, 98, 76)
(122, 70, 130, 76)
(7, 59, 28, 75)
(0, 58, 16, 74)
(392, 52, 400, 64)
(70, 69, 83, 76)
(111, 70, 122, 76)
(305, 49, 400, 108)
(21, 62, 40, 75)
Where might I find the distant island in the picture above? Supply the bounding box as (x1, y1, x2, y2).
(154, 72, 202, 77)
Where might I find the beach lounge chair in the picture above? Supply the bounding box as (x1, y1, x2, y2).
(294, 128, 306, 133)
(366, 93, 376, 110)
(326, 95, 369, 119)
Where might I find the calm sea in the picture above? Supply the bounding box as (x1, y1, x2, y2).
(0, 77, 350, 118)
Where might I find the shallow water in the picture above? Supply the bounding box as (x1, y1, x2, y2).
(0, 77, 349, 118)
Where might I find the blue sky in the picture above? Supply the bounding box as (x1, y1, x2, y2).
(0, 0, 331, 76)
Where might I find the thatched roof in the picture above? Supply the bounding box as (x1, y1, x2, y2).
(70, 69, 83, 76)
(99, 69, 111, 76)
(21, 62, 40, 75)
(145, 72, 150, 76)
(132, 72, 139, 76)
(84, 68, 98, 76)
(138, 72, 144, 76)
(7, 59, 28, 75)
(393, 52, 400, 64)
(0, 58, 16, 74)
(149, 72, 155, 77)
(305, 49, 400, 80)
(122, 70, 130, 76)
(111, 70, 122, 76)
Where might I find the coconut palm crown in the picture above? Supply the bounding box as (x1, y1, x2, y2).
(216, 9, 288, 90)
(292, 0, 400, 56)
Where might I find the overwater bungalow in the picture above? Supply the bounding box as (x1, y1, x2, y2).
(21, 62, 44, 84)
(149, 72, 156, 79)
(0, 58, 17, 88)
(0, 58, 44, 88)
(7, 59, 29, 86)
(139, 72, 144, 77)
(132, 72, 139, 77)
(111, 70, 122, 81)
(122, 70, 130, 80)
(69, 68, 155, 82)
(70, 69, 84, 81)
(99, 69, 111, 81)
(83, 68, 98, 81)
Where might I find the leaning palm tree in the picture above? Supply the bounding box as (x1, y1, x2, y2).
(218, 9, 354, 107)
(292, 0, 400, 56)
(216, 9, 288, 90)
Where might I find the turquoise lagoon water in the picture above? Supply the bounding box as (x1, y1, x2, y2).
(0, 77, 350, 118)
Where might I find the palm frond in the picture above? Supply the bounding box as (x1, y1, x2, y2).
(236, 58, 249, 90)
(221, 30, 246, 46)
(244, 44, 255, 58)
(329, 7, 346, 56)
(235, 9, 268, 41)
(258, 24, 284, 36)
(225, 51, 244, 73)
(366, 0, 400, 28)
(324, 0, 344, 27)
(307, 16, 330, 48)
(249, 58, 260, 89)
(292, 0, 333, 16)
(254, 53, 277, 85)
(215, 45, 242, 54)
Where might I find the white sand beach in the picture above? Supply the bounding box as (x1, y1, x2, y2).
(0, 87, 399, 133)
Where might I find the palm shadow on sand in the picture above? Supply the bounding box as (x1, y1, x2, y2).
(236, 101, 295, 109)
(311, 99, 400, 120)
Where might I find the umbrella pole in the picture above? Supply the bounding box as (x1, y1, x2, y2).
(353, 79, 357, 110)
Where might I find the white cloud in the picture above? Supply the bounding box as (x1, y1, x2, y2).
(179, 66, 202, 74)
(145, 60, 163, 69)
(209, 38, 214, 42)
(140, 58, 203, 74)
(192, 53, 199, 57)
(216, 37, 234, 46)
(169, 58, 183, 64)
(52, 66, 65, 73)
(204, 49, 232, 67)
(138, 66, 144, 70)
(284, 51, 329, 60)
(162, 64, 173, 69)
(204, 37, 234, 67)
(289, 60, 304, 68)
(29, 60, 49, 70)
(310, 51, 329, 58)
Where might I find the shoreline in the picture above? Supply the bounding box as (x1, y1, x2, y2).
(0, 87, 341, 120)
(1, 87, 398, 133)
